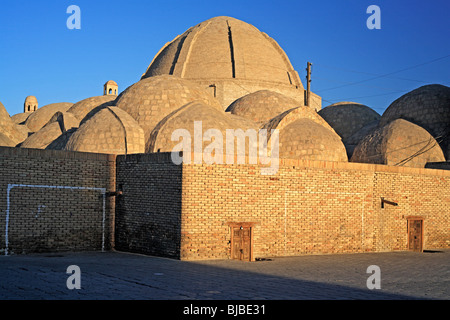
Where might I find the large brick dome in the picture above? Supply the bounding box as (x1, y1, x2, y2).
(141, 16, 311, 108)
(142, 16, 302, 85)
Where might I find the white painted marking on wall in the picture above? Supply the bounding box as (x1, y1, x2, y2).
(4, 184, 106, 256)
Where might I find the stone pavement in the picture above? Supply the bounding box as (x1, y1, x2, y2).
(0, 249, 448, 300)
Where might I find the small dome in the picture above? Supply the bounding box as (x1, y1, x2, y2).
(115, 75, 222, 148)
(318, 102, 381, 142)
(344, 120, 379, 159)
(278, 118, 348, 162)
(20, 112, 79, 149)
(148, 101, 248, 155)
(105, 80, 118, 86)
(65, 106, 145, 155)
(67, 95, 116, 121)
(20, 122, 63, 149)
(351, 119, 445, 168)
(262, 106, 337, 135)
(226, 90, 301, 125)
(380, 84, 450, 159)
(24, 102, 73, 132)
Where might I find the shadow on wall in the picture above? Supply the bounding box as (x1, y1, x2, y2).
(114, 153, 183, 259)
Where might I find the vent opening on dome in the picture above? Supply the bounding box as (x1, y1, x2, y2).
(227, 20, 236, 79)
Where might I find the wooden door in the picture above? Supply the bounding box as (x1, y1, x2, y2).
(232, 226, 252, 261)
(408, 219, 423, 252)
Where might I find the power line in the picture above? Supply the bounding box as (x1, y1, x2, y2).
(315, 63, 430, 84)
(315, 54, 450, 93)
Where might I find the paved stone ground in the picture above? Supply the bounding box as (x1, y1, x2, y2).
(0, 249, 448, 300)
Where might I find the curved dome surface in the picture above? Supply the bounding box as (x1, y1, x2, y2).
(351, 119, 445, 168)
(20, 112, 80, 150)
(379, 84, 450, 159)
(115, 75, 222, 149)
(226, 90, 301, 124)
(278, 118, 348, 162)
(262, 106, 337, 138)
(318, 102, 381, 142)
(24, 102, 73, 132)
(141, 16, 302, 88)
(148, 101, 251, 155)
(67, 95, 116, 121)
(0, 132, 16, 147)
(10, 112, 31, 125)
(65, 106, 145, 155)
(0, 101, 26, 145)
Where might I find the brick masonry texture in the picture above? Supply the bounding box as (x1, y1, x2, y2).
(115, 153, 183, 258)
(180, 159, 450, 260)
(0, 147, 116, 254)
(1, 147, 449, 260)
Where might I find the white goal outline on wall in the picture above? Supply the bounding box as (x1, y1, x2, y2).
(4, 184, 106, 256)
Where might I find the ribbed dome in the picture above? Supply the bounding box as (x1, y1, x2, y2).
(318, 102, 381, 142)
(351, 119, 445, 168)
(380, 84, 450, 159)
(115, 75, 222, 150)
(141, 16, 302, 88)
(226, 90, 301, 125)
(65, 106, 145, 155)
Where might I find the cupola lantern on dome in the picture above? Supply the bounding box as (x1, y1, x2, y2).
(104, 80, 118, 96)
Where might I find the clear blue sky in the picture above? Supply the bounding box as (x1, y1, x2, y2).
(0, 0, 449, 116)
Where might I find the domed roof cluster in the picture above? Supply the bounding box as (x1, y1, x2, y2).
(3, 16, 448, 169)
(318, 84, 450, 167)
(379, 84, 450, 159)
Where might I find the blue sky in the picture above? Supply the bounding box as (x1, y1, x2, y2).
(0, 0, 449, 116)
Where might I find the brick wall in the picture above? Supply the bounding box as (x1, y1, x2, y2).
(181, 159, 450, 260)
(2, 146, 448, 259)
(115, 153, 183, 258)
(0, 147, 116, 255)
